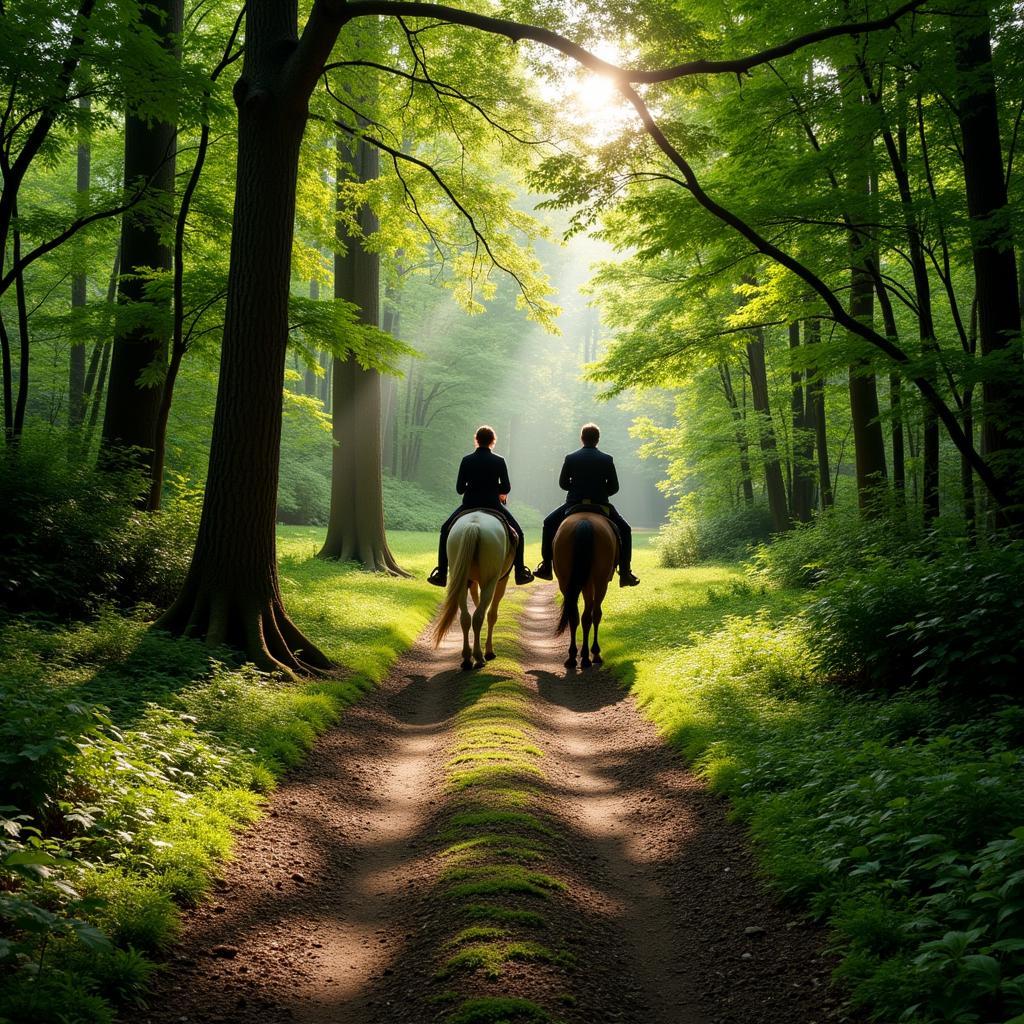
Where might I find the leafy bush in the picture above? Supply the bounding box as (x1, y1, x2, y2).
(0, 434, 200, 616)
(802, 543, 1024, 694)
(277, 458, 332, 525)
(657, 503, 775, 566)
(748, 505, 921, 589)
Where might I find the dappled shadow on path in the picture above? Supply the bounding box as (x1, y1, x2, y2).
(141, 586, 854, 1024)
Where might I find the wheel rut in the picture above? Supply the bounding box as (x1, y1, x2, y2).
(144, 587, 851, 1024)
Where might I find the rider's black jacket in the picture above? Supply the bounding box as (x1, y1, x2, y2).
(457, 447, 511, 509)
(558, 446, 619, 507)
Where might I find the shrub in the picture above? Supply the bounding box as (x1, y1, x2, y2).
(0, 434, 200, 617)
(802, 543, 1024, 695)
(657, 503, 775, 567)
(749, 505, 922, 589)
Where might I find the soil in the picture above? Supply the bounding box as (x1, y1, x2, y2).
(143, 586, 855, 1024)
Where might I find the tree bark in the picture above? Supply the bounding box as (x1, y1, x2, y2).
(69, 97, 91, 429)
(719, 361, 754, 506)
(746, 329, 790, 532)
(847, 212, 888, 510)
(101, 0, 182, 472)
(804, 319, 832, 509)
(951, 0, 1023, 515)
(317, 132, 406, 574)
(157, 0, 340, 674)
(788, 322, 815, 522)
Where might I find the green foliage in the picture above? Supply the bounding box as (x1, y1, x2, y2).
(803, 543, 1024, 695)
(0, 433, 200, 616)
(657, 503, 775, 566)
(0, 530, 441, 1023)
(748, 505, 923, 589)
(602, 545, 1024, 1024)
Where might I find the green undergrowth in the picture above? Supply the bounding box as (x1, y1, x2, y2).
(601, 544, 1024, 1024)
(416, 594, 568, 1024)
(0, 529, 440, 1024)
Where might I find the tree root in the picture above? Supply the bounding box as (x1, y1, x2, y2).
(156, 581, 335, 679)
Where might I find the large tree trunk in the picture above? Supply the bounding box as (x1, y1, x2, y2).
(157, 0, 336, 674)
(951, 0, 1023, 515)
(318, 134, 406, 574)
(746, 329, 790, 532)
(69, 97, 91, 429)
(847, 222, 888, 510)
(788, 323, 815, 522)
(101, 0, 181, 472)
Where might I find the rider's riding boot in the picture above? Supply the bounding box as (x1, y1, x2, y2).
(428, 566, 447, 587)
(619, 569, 640, 587)
(515, 565, 534, 586)
(533, 560, 553, 580)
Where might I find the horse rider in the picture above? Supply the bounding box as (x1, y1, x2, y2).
(427, 424, 534, 588)
(533, 423, 640, 587)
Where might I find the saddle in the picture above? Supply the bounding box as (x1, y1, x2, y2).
(452, 507, 519, 548)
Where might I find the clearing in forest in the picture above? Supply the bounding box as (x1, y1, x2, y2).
(143, 586, 846, 1024)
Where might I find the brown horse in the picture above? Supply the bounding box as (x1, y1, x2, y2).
(553, 511, 619, 669)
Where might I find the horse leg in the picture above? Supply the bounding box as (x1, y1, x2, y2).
(580, 591, 593, 669)
(459, 588, 474, 671)
(564, 602, 579, 669)
(591, 600, 603, 665)
(469, 580, 480, 608)
(473, 579, 498, 667)
(485, 577, 508, 660)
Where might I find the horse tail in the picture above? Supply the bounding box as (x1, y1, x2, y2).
(557, 518, 593, 635)
(433, 521, 478, 646)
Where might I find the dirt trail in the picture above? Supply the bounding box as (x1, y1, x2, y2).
(145, 586, 850, 1024)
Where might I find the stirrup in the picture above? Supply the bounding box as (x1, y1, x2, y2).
(533, 561, 553, 580)
(428, 567, 447, 587)
(515, 566, 534, 585)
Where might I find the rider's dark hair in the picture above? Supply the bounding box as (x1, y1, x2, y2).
(475, 424, 496, 448)
(580, 423, 600, 447)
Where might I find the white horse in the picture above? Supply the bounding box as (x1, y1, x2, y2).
(432, 511, 514, 670)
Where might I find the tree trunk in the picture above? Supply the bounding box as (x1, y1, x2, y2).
(720, 361, 754, 506)
(746, 329, 790, 532)
(804, 318, 832, 509)
(951, 0, 1023, 515)
(789, 322, 814, 522)
(304, 278, 319, 396)
(847, 222, 888, 511)
(318, 133, 406, 575)
(69, 97, 91, 429)
(157, 0, 337, 674)
(101, 0, 181, 472)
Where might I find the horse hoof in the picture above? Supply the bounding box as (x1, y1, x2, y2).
(564, 657, 577, 669)
(484, 652, 496, 661)
(461, 660, 474, 671)
(592, 653, 603, 665)
(581, 658, 591, 670)
(474, 658, 486, 668)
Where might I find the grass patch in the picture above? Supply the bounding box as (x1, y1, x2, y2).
(0, 528, 440, 1024)
(440, 940, 570, 979)
(601, 543, 1024, 1024)
(463, 904, 548, 929)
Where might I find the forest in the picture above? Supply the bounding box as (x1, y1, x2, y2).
(1, 0, 1023, 1022)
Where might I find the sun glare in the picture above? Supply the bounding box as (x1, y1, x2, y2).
(546, 39, 634, 145)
